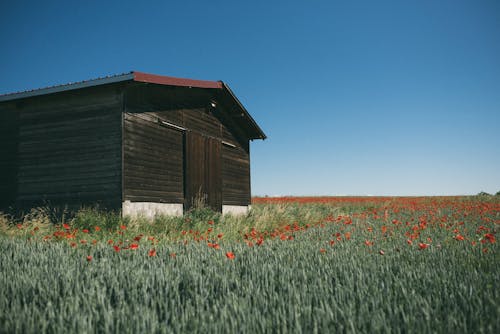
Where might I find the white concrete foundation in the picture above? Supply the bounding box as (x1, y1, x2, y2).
(122, 201, 183, 218)
(222, 205, 250, 216)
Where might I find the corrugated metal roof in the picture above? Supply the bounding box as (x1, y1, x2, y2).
(0, 71, 266, 139)
(0, 71, 225, 102)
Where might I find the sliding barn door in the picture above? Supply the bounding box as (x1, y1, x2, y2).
(184, 132, 222, 212)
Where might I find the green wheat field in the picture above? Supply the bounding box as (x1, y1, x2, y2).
(1, 196, 498, 333)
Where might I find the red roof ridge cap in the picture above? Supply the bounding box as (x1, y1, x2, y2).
(132, 71, 222, 89)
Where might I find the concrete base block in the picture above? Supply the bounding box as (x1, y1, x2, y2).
(122, 201, 183, 218)
(222, 205, 250, 216)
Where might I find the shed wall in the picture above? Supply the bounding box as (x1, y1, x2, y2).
(0, 105, 18, 209)
(123, 112, 184, 204)
(15, 86, 123, 209)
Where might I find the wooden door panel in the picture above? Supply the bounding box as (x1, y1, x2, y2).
(184, 132, 221, 212)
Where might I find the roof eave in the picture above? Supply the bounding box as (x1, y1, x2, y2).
(220, 82, 267, 140)
(0, 72, 135, 102)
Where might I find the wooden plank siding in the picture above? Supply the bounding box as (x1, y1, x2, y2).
(15, 87, 123, 209)
(124, 100, 251, 208)
(221, 128, 251, 206)
(122, 112, 184, 204)
(184, 132, 222, 211)
(0, 104, 18, 208)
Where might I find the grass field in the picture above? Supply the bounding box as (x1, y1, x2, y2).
(0, 196, 498, 333)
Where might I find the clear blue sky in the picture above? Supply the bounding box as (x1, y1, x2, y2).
(1, 0, 499, 196)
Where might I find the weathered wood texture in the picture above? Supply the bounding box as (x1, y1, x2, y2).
(15, 86, 122, 209)
(184, 132, 222, 211)
(0, 104, 18, 208)
(126, 101, 251, 206)
(221, 127, 251, 206)
(125, 84, 252, 208)
(123, 112, 184, 203)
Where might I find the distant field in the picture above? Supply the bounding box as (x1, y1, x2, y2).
(0, 196, 498, 333)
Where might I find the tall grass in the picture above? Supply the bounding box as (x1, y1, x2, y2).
(0, 198, 498, 333)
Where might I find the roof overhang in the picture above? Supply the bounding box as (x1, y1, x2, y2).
(0, 71, 266, 139)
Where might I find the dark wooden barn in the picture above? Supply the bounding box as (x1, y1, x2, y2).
(0, 72, 266, 217)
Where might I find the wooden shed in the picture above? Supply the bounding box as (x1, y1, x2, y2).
(0, 72, 266, 217)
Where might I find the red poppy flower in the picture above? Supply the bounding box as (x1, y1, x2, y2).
(484, 233, 496, 243)
(148, 248, 157, 257)
(94, 226, 101, 232)
(82, 229, 89, 233)
(256, 238, 264, 246)
(208, 220, 214, 225)
(16, 224, 23, 229)
(319, 248, 326, 253)
(418, 243, 429, 250)
(170, 253, 176, 258)
(217, 233, 223, 239)
(63, 223, 70, 230)
(226, 252, 235, 260)
(113, 245, 120, 252)
(120, 225, 127, 230)
(364, 240, 374, 246)
(107, 239, 114, 245)
(454, 235, 465, 241)
(86, 255, 92, 262)
(130, 243, 139, 250)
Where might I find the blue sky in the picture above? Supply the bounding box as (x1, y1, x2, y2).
(1, 0, 499, 196)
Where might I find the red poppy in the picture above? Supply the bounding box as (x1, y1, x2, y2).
(94, 226, 101, 232)
(120, 225, 127, 230)
(484, 233, 496, 243)
(113, 245, 120, 252)
(130, 243, 139, 250)
(454, 235, 465, 241)
(148, 248, 157, 257)
(217, 233, 223, 239)
(107, 239, 114, 245)
(16, 224, 23, 229)
(256, 238, 264, 246)
(418, 243, 429, 250)
(319, 248, 326, 253)
(170, 253, 176, 258)
(63, 223, 70, 230)
(86, 255, 92, 262)
(208, 220, 214, 225)
(82, 229, 89, 233)
(364, 240, 374, 246)
(226, 252, 235, 260)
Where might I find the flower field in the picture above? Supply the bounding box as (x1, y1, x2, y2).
(0, 196, 498, 333)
